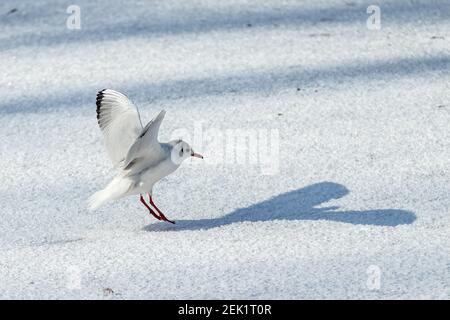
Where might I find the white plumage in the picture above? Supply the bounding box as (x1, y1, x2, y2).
(88, 89, 203, 223)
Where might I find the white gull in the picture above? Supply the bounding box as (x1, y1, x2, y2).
(88, 89, 203, 224)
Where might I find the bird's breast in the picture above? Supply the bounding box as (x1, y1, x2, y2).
(139, 158, 179, 186)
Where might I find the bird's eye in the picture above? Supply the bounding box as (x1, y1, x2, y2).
(181, 148, 184, 153)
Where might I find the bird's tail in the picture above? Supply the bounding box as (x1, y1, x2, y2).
(87, 176, 133, 211)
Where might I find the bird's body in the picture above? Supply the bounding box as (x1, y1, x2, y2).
(88, 89, 203, 223)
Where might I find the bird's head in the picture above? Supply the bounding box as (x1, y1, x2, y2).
(169, 139, 203, 164)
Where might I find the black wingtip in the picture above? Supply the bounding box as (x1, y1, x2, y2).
(96, 89, 108, 121)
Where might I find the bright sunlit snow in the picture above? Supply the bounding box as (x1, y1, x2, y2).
(0, 0, 449, 299)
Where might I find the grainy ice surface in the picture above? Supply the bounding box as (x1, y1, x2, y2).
(0, 0, 449, 299)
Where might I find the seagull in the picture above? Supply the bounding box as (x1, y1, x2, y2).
(88, 89, 203, 224)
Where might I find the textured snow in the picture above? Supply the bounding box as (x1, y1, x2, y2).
(0, 0, 449, 299)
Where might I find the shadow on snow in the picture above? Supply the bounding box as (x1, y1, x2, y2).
(144, 181, 416, 232)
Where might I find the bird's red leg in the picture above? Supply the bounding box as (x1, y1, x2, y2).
(140, 194, 161, 221)
(148, 194, 175, 224)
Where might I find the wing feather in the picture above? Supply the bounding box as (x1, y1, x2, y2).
(96, 89, 143, 167)
(123, 110, 166, 168)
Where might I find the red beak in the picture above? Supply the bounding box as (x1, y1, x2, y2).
(191, 152, 203, 159)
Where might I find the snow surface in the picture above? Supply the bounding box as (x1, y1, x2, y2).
(0, 0, 449, 299)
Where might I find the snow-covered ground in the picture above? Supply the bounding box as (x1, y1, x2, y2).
(0, 0, 449, 299)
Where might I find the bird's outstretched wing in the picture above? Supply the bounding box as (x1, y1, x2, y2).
(96, 89, 143, 167)
(123, 110, 166, 169)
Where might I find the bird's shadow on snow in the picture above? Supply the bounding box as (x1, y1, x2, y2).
(144, 182, 416, 232)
